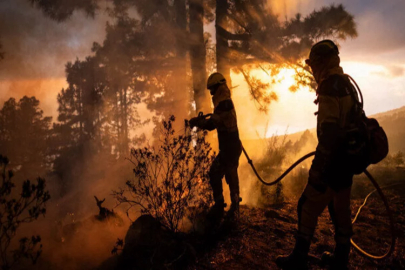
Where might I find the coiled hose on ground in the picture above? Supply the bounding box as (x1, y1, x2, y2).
(242, 147, 396, 260)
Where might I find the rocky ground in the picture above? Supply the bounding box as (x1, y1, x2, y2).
(189, 170, 405, 270)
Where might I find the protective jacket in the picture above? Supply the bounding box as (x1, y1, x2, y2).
(199, 86, 242, 155)
(194, 85, 242, 209)
(311, 70, 359, 190)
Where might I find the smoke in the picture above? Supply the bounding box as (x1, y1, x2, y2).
(0, 0, 108, 80)
(0, 0, 108, 116)
(6, 0, 404, 268)
(0, 79, 66, 119)
(231, 69, 317, 140)
(11, 147, 135, 269)
(0, 3, 197, 266)
(236, 127, 317, 207)
(229, 69, 318, 206)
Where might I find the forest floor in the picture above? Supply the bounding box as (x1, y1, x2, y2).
(189, 169, 405, 270)
(19, 168, 405, 270)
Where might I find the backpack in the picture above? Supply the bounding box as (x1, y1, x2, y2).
(344, 75, 389, 174)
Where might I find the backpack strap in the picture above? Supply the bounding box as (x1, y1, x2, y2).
(345, 74, 364, 110)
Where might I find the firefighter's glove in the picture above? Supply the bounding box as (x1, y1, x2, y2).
(189, 117, 200, 128)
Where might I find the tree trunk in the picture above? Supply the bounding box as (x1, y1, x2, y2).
(114, 87, 121, 155)
(122, 87, 129, 154)
(78, 85, 84, 142)
(173, 0, 189, 126)
(189, 0, 210, 114)
(216, 0, 231, 86)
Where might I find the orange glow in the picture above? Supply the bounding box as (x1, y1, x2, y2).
(0, 78, 67, 119)
(231, 67, 316, 140)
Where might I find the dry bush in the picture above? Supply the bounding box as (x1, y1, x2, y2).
(112, 116, 214, 232)
(254, 128, 291, 205)
(254, 128, 316, 205)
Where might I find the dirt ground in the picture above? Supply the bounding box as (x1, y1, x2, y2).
(189, 170, 405, 270)
(15, 169, 404, 270)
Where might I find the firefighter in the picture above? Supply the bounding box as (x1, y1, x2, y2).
(276, 40, 359, 270)
(189, 72, 242, 220)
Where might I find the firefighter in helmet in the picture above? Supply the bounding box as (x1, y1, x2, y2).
(276, 40, 359, 270)
(189, 73, 242, 219)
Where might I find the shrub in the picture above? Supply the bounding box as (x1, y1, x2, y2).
(254, 129, 316, 205)
(381, 151, 405, 167)
(112, 116, 214, 232)
(0, 155, 50, 270)
(254, 132, 291, 205)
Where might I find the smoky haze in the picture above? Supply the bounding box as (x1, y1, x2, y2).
(0, 0, 108, 116)
(0, 0, 404, 269)
(0, 0, 108, 80)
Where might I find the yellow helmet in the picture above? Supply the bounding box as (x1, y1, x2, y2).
(207, 72, 226, 89)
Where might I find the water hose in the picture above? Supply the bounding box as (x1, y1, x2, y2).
(242, 147, 396, 260)
(192, 112, 396, 259)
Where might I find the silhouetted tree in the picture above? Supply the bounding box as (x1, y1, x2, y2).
(112, 0, 190, 122)
(56, 57, 106, 144)
(29, 0, 98, 22)
(215, 1, 357, 110)
(0, 96, 52, 179)
(31, 0, 358, 115)
(51, 56, 121, 192)
(189, 0, 212, 112)
(91, 18, 147, 155)
(0, 155, 50, 270)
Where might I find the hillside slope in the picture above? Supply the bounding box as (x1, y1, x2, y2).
(250, 105, 405, 154)
(374, 106, 405, 153)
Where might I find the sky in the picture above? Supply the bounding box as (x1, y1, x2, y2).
(234, 0, 405, 138)
(0, 0, 404, 139)
(0, 0, 108, 115)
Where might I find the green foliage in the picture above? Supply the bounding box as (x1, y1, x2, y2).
(112, 116, 214, 232)
(0, 155, 50, 270)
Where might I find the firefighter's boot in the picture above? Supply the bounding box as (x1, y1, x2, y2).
(226, 195, 241, 220)
(321, 242, 350, 270)
(207, 201, 225, 222)
(276, 237, 310, 270)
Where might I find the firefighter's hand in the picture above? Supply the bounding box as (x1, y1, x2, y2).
(189, 117, 199, 128)
(308, 167, 327, 192)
